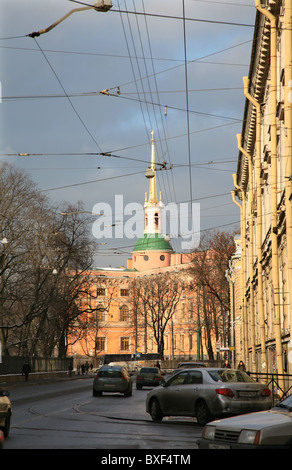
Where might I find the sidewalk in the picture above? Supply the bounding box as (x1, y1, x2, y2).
(0, 371, 95, 389)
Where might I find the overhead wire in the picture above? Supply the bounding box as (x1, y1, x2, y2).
(182, 0, 193, 235)
(1, 0, 256, 256)
(68, 0, 255, 28)
(32, 37, 104, 154)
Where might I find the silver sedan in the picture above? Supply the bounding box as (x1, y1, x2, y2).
(198, 393, 292, 449)
(146, 368, 272, 426)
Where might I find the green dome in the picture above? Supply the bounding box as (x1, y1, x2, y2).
(133, 233, 173, 252)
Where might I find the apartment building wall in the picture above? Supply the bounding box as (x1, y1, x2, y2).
(231, 0, 292, 376)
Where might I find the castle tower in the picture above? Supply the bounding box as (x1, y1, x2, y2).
(132, 130, 173, 271)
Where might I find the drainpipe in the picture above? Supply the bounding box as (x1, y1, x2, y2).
(255, 0, 284, 379)
(236, 135, 256, 372)
(284, 0, 292, 355)
(231, 182, 248, 364)
(242, 77, 267, 374)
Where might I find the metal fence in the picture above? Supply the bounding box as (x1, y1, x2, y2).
(0, 356, 72, 375)
(249, 372, 292, 405)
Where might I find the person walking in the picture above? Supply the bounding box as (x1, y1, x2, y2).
(68, 361, 73, 377)
(22, 361, 31, 382)
(237, 360, 246, 372)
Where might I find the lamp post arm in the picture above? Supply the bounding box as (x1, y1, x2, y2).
(28, 6, 97, 37)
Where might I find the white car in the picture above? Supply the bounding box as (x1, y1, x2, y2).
(198, 393, 292, 449)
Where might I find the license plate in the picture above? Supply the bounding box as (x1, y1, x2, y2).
(209, 443, 230, 449)
(239, 391, 257, 397)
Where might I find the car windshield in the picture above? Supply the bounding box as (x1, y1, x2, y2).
(178, 363, 205, 368)
(208, 369, 255, 383)
(274, 394, 292, 410)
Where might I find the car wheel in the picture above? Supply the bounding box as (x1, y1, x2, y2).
(136, 384, 142, 390)
(93, 389, 102, 396)
(3, 411, 11, 437)
(149, 398, 163, 421)
(195, 400, 211, 426)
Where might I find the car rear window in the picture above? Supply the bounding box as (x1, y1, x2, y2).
(99, 368, 122, 378)
(208, 369, 255, 383)
(140, 368, 158, 373)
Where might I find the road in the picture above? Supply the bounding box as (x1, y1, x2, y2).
(4, 375, 202, 451)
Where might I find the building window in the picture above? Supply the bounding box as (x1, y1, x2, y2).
(189, 334, 193, 351)
(120, 337, 130, 351)
(188, 301, 194, 319)
(119, 305, 130, 322)
(180, 334, 185, 351)
(97, 309, 106, 322)
(97, 288, 106, 296)
(154, 212, 159, 226)
(120, 289, 129, 296)
(96, 337, 105, 351)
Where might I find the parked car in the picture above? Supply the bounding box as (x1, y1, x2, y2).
(146, 368, 272, 426)
(198, 393, 292, 449)
(136, 367, 162, 389)
(93, 365, 132, 397)
(0, 390, 12, 437)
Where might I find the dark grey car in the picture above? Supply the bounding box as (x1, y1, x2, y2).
(136, 367, 162, 389)
(93, 365, 132, 397)
(146, 368, 272, 425)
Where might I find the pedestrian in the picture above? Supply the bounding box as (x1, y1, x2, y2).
(223, 359, 231, 368)
(237, 360, 246, 372)
(68, 361, 73, 377)
(22, 361, 31, 382)
(81, 364, 85, 375)
(155, 361, 160, 370)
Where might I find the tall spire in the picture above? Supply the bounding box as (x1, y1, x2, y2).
(148, 130, 158, 205)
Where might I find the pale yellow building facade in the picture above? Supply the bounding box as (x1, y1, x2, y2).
(230, 0, 292, 377)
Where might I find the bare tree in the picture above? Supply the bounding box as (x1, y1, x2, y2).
(189, 230, 236, 358)
(0, 163, 99, 357)
(133, 273, 183, 357)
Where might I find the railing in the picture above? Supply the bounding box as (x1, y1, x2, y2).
(0, 356, 72, 376)
(249, 372, 292, 405)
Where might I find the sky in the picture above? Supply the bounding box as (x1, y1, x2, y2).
(0, 0, 256, 267)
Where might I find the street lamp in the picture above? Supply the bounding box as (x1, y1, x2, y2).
(28, 1, 112, 38)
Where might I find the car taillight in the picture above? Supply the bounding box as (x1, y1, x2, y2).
(261, 388, 271, 397)
(94, 371, 100, 379)
(215, 388, 234, 397)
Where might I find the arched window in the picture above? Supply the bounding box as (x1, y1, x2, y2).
(154, 212, 159, 226)
(119, 305, 130, 322)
